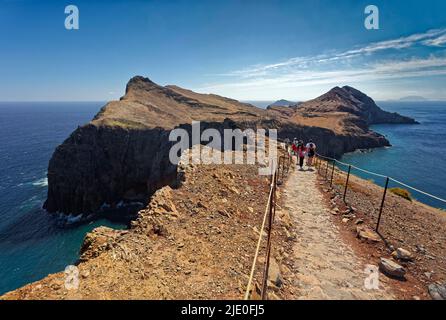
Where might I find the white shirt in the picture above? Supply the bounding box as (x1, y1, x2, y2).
(306, 143, 316, 150)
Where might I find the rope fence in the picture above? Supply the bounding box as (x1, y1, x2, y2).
(244, 142, 445, 299)
(244, 151, 292, 300)
(315, 152, 446, 232)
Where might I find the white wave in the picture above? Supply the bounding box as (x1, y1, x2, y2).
(65, 214, 83, 224)
(32, 177, 48, 187)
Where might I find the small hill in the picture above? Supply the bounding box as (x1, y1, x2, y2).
(284, 86, 418, 134)
(267, 99, 298, 108)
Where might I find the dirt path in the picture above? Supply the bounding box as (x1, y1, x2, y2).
(282, 166, 394, 300)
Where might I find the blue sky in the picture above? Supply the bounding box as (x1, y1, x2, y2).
(1, 0, 446, 101)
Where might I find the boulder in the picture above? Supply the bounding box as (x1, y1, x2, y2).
(356, 225, 381, 243)
(284, 228, 295, 241)
(268, 258, 283, 288)
(379, 258, 406, 279)
(391, 248, 413, 261)
(428, 283, 446, 300)
(149, 186, 177, 214)
(79, 226, 123, 261)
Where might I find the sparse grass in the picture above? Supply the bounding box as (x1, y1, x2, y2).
(104, 119, 147, 130)
(389, 187, 412, 201)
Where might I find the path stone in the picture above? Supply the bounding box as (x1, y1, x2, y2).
(283, 168, 394, 300)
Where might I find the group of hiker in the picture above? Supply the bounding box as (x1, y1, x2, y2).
(285, 138, 317, 170)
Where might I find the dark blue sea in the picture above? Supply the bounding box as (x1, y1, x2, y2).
(0, 101, 445, 295)
(0, 102, 126, 295)
(341, 101, 446, 210)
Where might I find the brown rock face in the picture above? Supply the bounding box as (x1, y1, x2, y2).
(44, 125, 177, 214)
(44, 76, 415, 215)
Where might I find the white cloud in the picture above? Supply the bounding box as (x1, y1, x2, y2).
(224, 28, 446, 78)
(196, 28, 446, 100)
(195, 56, 446, 100)
(423, 34, 446, 47)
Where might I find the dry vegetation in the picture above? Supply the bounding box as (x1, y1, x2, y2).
(316, 158, 446, 298)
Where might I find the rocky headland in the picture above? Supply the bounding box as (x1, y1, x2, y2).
(2, 76, 434, 300)
(43, 76, 416, 216)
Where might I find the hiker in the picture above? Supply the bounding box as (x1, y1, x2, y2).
(291, 138, 298, 156)
(297, 140, 306, 170)
(306, 139, 316, 166)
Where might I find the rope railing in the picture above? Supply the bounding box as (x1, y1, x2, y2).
(244, 151, 292, 300)
(315, 152, 446, 232)
(243, 173, 275, 300)
(316, 153, 446, 204)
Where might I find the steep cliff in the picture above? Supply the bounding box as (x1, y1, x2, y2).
(44, 76, 270, 215)
(44, 77, 415, 215)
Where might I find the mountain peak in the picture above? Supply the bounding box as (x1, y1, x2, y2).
(125, 76, 158, 94)
(298, 85, 417, 126)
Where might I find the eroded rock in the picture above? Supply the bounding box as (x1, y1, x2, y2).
(391, 248, 413, 261)
(379, 258, 406, 279)
(428, 283, 446, 300)
(79, 226, 124, 262)
(268, 258, 283, 288)
(356, 225, 381, 243)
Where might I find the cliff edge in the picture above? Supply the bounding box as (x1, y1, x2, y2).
(43, 76, 416, 215)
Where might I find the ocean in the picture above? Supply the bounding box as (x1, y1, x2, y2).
(0, 102, 126, 295)
(0, 101, 445, 295)
(340, 101, 446, 210)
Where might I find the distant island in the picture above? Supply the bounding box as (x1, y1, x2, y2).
(267, 99, 298, 108)
(399, 96, 428, 101)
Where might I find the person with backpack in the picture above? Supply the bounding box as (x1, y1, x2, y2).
(297, 140, 306, 170)
(291, 138, 298, 156)
(306, 139, 316, 167)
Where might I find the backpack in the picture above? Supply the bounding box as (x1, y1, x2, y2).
(308, 143, 315, 156)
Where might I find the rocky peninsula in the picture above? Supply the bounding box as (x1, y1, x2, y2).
(43, 76, 416, 216)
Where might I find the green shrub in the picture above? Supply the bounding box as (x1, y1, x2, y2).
(389, 187, 412, 201)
